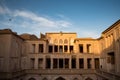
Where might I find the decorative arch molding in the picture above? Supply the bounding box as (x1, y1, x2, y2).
(55, 77, 66, 80)
(42, 77, 48, 80)
(85, 77, 93, 80)
(59, 39, 63, 44)
(28, 77, 36, 80)
(54, 39, 58, 44)
(73, 78, 79, 80)
(64, 39, 68, 44)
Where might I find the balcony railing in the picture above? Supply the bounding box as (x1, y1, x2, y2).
(96, 69, 120, 80)
(25, 69, 96, 75)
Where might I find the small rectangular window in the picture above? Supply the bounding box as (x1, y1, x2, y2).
(70, 46, 73, 53)
(32, 44, 35, 53)
(49, 45, 53, 53)
(79, 58, 84, 68)
(53, 59, 58, 68)
(59, 59, 63, 68)
(95, 58, 99, 69)
(87, 44, 91, 53)
(79, 44, 83, 53)
(65, 58, 69, 68)
(87, 58, 92, 69)
(64, 45, 68, 52)
(54, 45, 58, 52)
(46, 58, 51, 69)
(59, 46, 63, 53)
(72, 58, 76, 68)
(39, 44, 43, 53)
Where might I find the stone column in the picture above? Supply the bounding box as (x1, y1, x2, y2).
(51, 58, 53, 69)
(69, 57, 71, 69)
(68, 45, 70, 53)
(43, 57, 46, 69)
(43, 43, 46, 53)
(63, 45, 64, 53)
(83, 44, 87, 53)
(35, 44, 39, 53)
(34, 58, 38, 69)
(91, 58, 95, 69)
(53, 45, 54, 53)
(84, 57, 87, 69)
(76, 57, 79, 69)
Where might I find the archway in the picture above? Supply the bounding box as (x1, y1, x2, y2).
(85, 77, 93, 80)
(43, 77, 48, 80)
(28, 78, 36, 80)
(73, 78, 79, 80)
(56, 77, 66, 80)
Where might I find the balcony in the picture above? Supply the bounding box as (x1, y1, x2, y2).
(25, 69, 96, 75)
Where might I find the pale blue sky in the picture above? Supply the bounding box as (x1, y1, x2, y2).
(0, 0, 120, 38)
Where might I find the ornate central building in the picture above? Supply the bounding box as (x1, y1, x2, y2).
(0, 20, 120, 80)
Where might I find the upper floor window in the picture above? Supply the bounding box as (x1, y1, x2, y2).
(39, 44, 43, 53)
(87, 44, 91, 53)
(64, 39, 68, 44)
(59, 39, 63, 44)
(54, 39, 58, 44)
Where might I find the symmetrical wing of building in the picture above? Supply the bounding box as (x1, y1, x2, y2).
(0, 20, 120, 80)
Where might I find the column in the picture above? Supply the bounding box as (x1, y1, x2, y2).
(68, 45, 70, 53)
(91, 58, 95, 69)
(63, 45, 64, 53)
(34, 58, 38, 69)
(83, 44, 87, 53)
(84, 57, 87, 69)
(51, 58, 53, 69)
(43, 57, 46, 69)
(35, 44, 39, 53)
(76, 57, 79, 69)
(63, 58, 65, 69)
(53, 45, 54, 53)
(69, 57, 71, 69)
(43, 43, 46, 53)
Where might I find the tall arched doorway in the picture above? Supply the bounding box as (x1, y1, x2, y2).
(28, 78, 36, 80)
(56, 77, 66, 80)
(85, 77, 93, 80)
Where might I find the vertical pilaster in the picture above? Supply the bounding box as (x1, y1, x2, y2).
(51, 58, 53, 69)
(34, 58, 38, 69)
(35, 44, 39, 53)
(53, 45, 54, 53)
(69, 57, 71, 69)
(83, 44, 87, 53)
(91, 58, 95, 69)
(76, 57, 79, 69)
(84, 57, 87, 69)
(43, 57, 46, 69)
(43, 43, 46, 53)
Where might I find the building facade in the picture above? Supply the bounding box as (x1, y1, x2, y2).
(0, 20, 120, 80)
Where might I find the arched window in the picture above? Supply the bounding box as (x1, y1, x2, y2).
(85, 77, 93, 80)
(56, 77, 65, 80)
(54, 39, 58, 44)
(43, 77, 48, 80)
(73, 78, 79, 80)
(64, 39, 68, 44)
(59, 39, 63, 44)
(28, 78, 36, 80)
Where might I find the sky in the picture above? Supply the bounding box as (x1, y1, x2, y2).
(0, 0, 120, 38)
